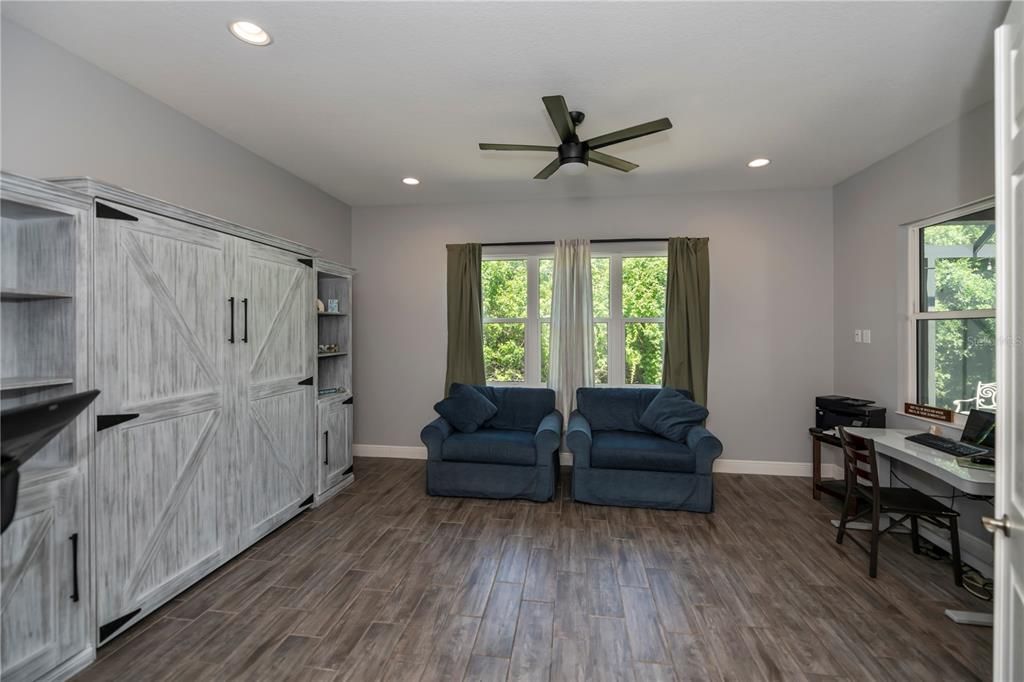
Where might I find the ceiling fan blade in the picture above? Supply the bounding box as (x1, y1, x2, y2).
(589, 150, 638, 173)
(479, 143, 558, 152)
(534, 158, 561, 180)
(542, 95, 575, 143)
(585, 117, 673, 150)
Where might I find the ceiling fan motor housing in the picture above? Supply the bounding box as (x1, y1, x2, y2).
(558, 140, 589, 167)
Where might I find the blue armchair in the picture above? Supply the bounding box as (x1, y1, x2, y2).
(421, 386, 562, 502)
(567, 387, 723, 511)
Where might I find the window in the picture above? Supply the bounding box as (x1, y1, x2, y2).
(911, 204, 996, 415)
(481, 259, 528, 382)
(483, 249, 667, 387)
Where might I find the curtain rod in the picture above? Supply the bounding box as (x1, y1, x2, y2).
(481, 237, 669, 247)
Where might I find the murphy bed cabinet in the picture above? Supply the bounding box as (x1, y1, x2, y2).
(1, 174, 93, 681)
(314, 260, 355, 503)
(0, 175, 353, 680)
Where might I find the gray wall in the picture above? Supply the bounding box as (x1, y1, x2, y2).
(832, 101, 995, 567)
(1, 19, 352, 262)
(352, 188, 835, 464)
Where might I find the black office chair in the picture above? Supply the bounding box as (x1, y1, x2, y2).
(836, 427, 962, 586)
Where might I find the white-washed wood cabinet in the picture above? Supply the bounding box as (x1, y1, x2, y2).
(318, 399, 353, 495)
(55, 179, 321, 646)
(1, 173, 94, 681)
(313, 260, 355, 504)
(0, 475, 87, 682)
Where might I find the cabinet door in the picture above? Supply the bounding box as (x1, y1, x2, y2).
(318, 400, 353, 494)
(1, 475, 87, 681)
(93, 203, 231, 641)
(236, 240, 315, 548)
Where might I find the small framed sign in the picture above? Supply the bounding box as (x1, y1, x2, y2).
(904, 402, 954, 423)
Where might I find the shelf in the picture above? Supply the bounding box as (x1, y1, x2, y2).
(1, 288, 73, 301)
(1, 376, 74, 391)
(318, 312, 348, 317)
(317, 352, 349, 358)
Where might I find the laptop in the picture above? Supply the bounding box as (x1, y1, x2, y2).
(1, 390, 100, 532)
(957, 409, 996, 470)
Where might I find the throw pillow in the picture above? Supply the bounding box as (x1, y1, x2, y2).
(434, 384, 498, 433)
(639, 388, 709, 442)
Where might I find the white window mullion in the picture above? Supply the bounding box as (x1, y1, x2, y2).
(608, 255, 625, 386)
(525, 255, 540, 386)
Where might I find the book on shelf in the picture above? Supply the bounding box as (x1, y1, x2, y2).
(318, 387, 339, 396)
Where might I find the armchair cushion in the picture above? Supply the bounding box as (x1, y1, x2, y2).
(434, 383, 498, 433)
(639, 388, 709, 442)
(590, 431, 696, 473)
(472, 386, 556, 432)
(577, 387, 693, 433)
(441, 429, 536, 466)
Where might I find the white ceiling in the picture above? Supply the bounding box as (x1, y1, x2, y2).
(3, 1, 1007, 207)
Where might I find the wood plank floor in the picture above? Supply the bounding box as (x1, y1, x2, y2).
(75, 457, 993, 681)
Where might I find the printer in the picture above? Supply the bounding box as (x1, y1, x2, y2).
(815, 395, 886, 430)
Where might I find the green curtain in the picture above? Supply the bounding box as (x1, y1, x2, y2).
(662, 237, 710, 405)
(444, 243, 485, 394)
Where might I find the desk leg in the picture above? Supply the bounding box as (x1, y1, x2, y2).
(812, 438, 821, 500)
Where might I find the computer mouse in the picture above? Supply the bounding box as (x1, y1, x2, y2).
(971, 455, 995, 466)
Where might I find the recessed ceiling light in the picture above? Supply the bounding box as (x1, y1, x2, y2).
(747, 158, 771, 168)
(229, 20, 272, 46)
(402, 177, 420, 186)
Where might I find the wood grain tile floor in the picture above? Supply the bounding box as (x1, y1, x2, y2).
(74, 457, 993, 681)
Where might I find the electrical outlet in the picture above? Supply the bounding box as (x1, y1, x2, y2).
(854, 329, 862, 343)
(863, 329, 871, 343)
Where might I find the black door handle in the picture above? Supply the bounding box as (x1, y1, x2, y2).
(70, 533, 80, 602)
(324, 431, 329, 465)
(228, 297, 235, 343)
(242, 298, 249, 343)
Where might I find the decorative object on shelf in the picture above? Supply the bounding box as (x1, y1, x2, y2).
(318, 344, 340, 354)
(327, 298, 339, 313)
(319, 387, 339, 396)
(316, 298, 326, 313)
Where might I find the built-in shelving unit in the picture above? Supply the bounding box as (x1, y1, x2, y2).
(1, 176, 90, 472)
(316, 268, 352, 397)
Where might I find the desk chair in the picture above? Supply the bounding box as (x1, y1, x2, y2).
(836, 427, 963, 586)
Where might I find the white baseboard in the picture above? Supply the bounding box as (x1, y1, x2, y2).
(353, 444, 842, 478)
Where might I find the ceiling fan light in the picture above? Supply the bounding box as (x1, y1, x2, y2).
(560, 160, 588, 176)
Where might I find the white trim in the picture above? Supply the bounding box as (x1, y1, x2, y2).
(353, 444, 842, 478)
(899, 195, 996, 230)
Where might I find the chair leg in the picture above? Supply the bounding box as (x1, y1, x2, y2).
(910, 516, 920, 554)
(868, 506, 880, 579)
(836, 489, 852, 545)
(948, 516, 963, 587)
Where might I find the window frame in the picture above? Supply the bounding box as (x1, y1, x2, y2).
(903, 196, 995, 425)
(482, 243, 667, 389)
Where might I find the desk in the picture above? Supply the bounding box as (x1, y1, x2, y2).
(845, 428, 995, 626)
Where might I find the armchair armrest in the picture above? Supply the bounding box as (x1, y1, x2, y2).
(534, 410, 563, 459)
(687, 426, 723, 474)
(566, 410, 593, 468)
(420, 416, 454, 461)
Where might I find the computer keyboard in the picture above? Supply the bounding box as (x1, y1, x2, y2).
(905, 433, 989, 457)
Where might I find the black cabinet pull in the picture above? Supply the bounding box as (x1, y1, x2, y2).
(228, 297, 236, 343)
(69, 533, 80, 603)
(324, 431, 329, 465)
(242, 298, 249, 343)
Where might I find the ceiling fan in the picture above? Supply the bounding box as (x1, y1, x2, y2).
(479, 95, 672, 179)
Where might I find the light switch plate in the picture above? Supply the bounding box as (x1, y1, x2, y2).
(863, 329, 871, 343)
(854, 330, 862, 343)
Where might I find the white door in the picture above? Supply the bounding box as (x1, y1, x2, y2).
(236, 240, 315, 549)
(993, 1, 1024, 679)
(318, 398, 353, 494)
(93, 202, 231, 641)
